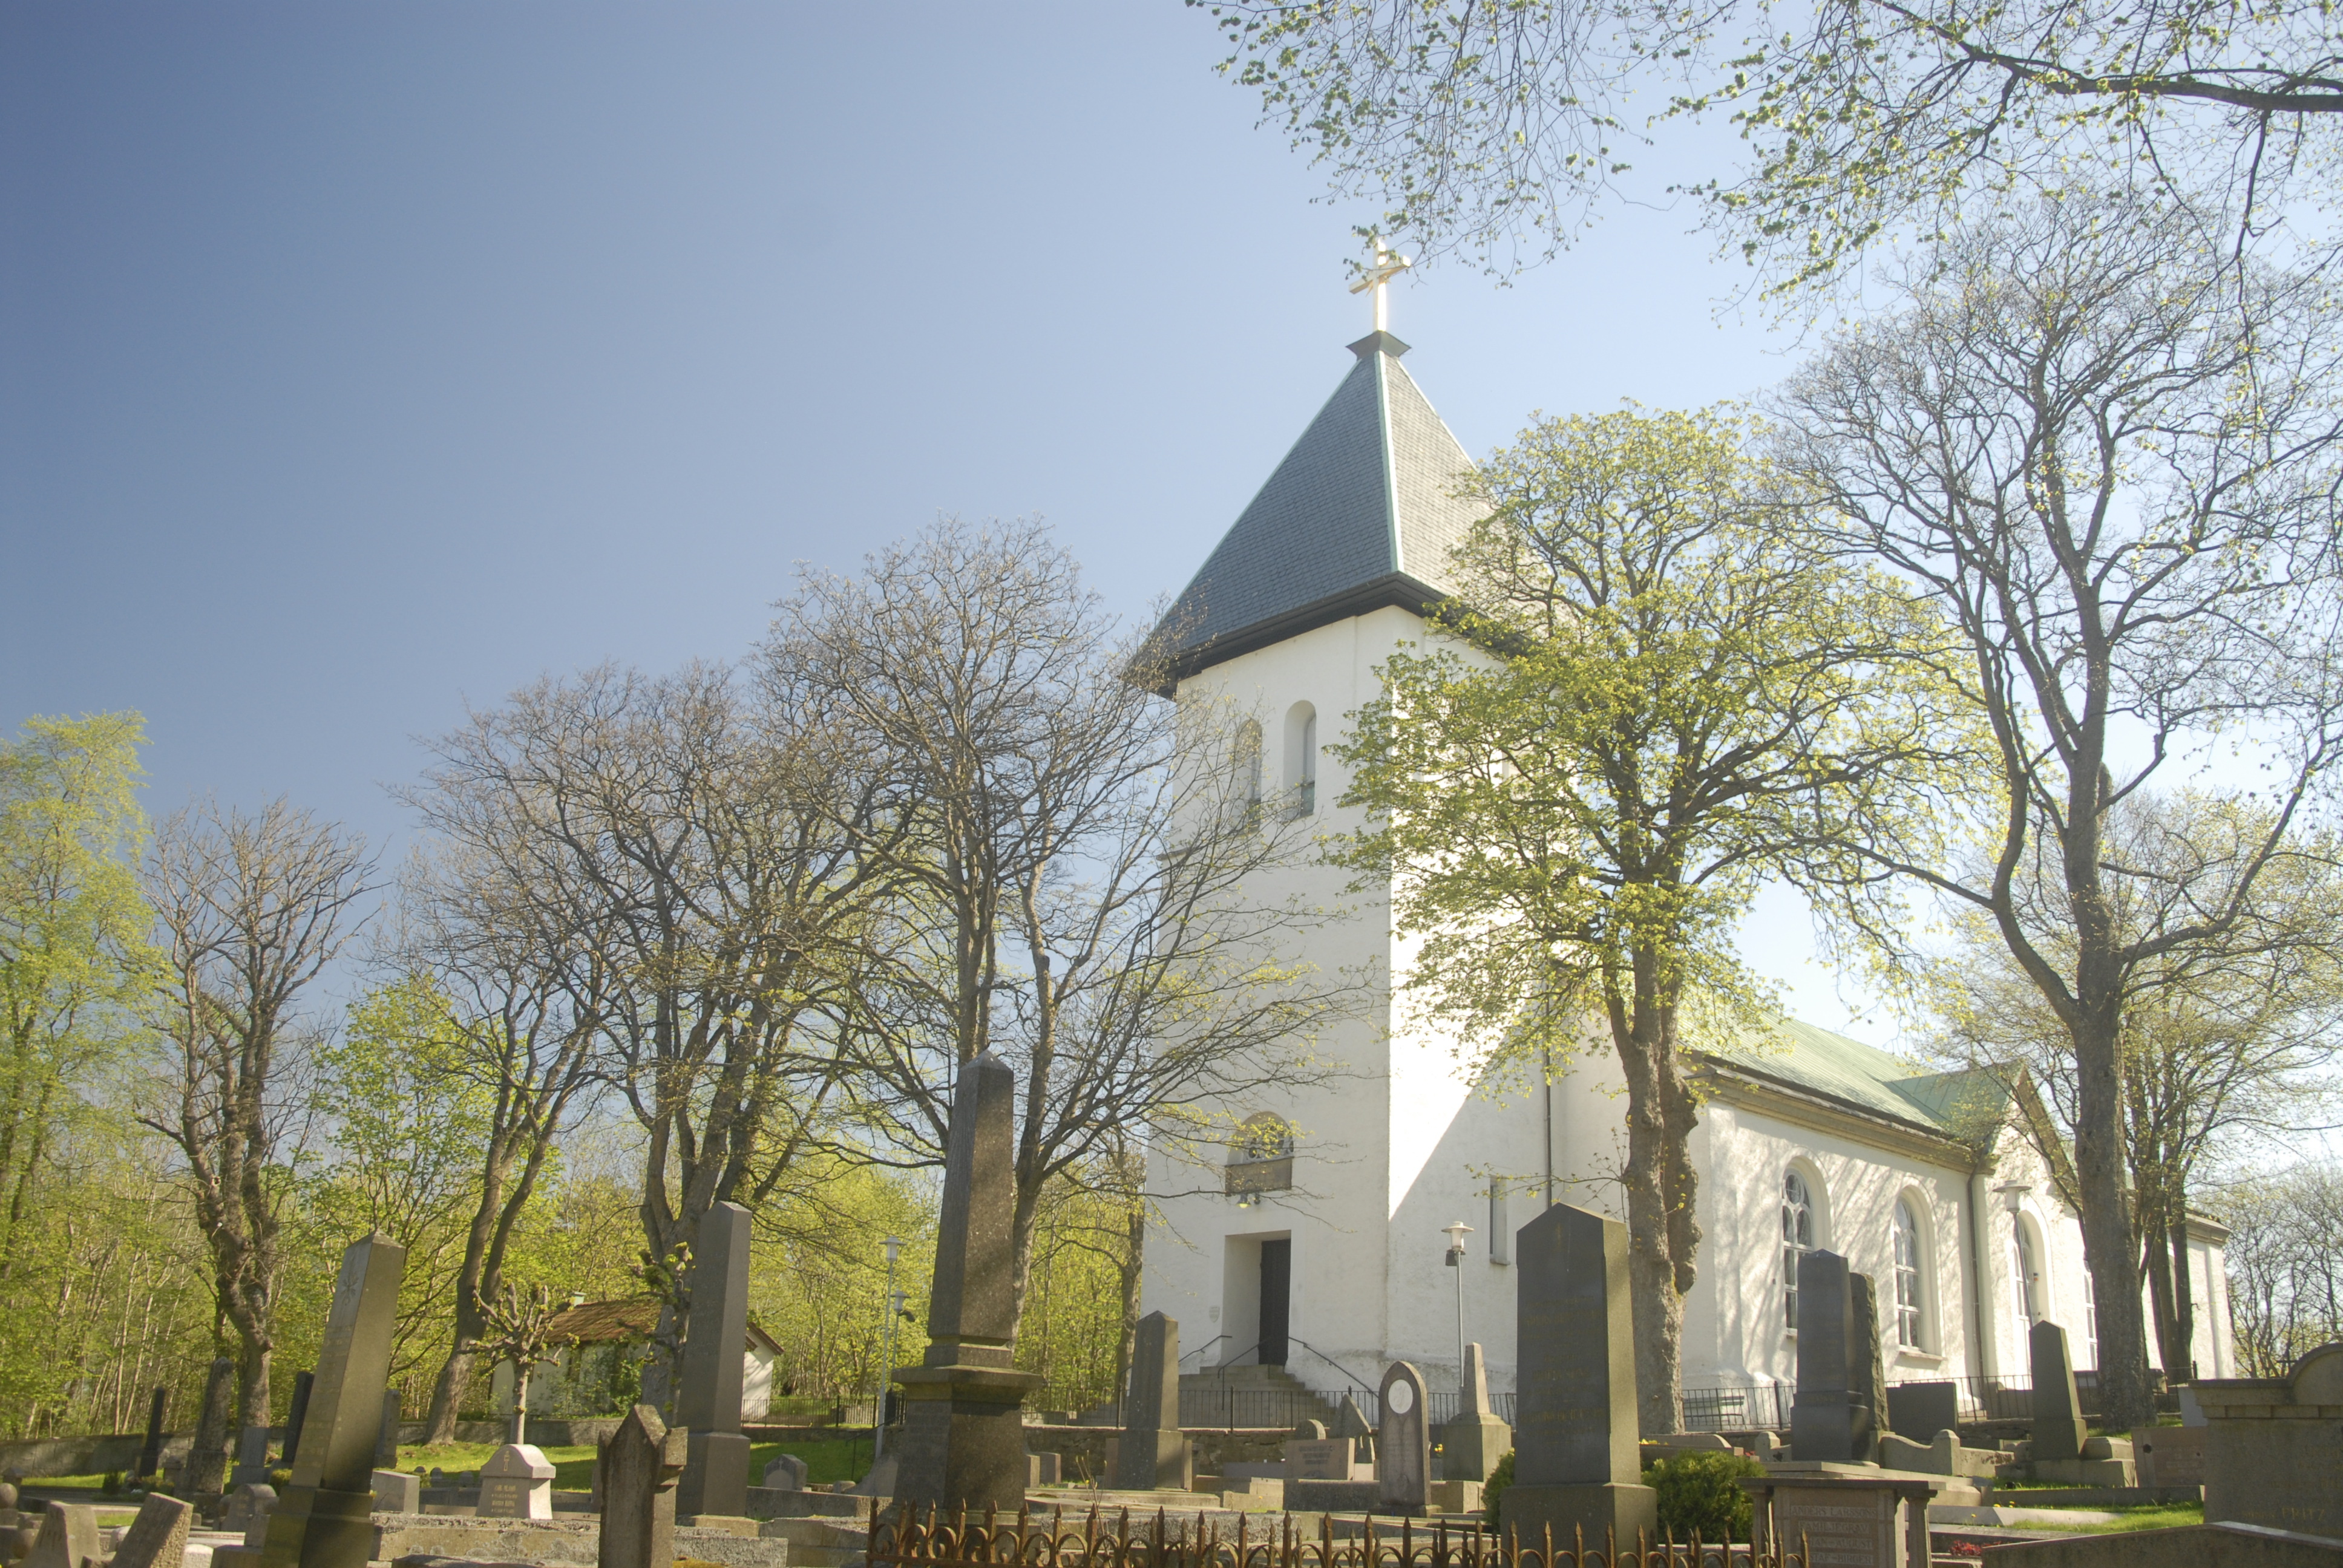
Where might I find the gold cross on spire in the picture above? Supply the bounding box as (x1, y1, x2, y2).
(1348, 238, 1413, 333)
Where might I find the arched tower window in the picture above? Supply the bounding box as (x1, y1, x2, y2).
(1283, 702, 1318, 817)
(1236, 719, 1263, 818)
(1892, 1199, 1925, 1350)
(1782, 1169, 1815, 1330)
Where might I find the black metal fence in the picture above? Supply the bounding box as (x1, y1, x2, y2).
(867, 1500, 1812, 1568)
(1043, 1387, 1529, 1433)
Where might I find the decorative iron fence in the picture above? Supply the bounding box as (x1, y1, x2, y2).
(1049, 1386, 1528, 1432)
(867, 1500, 1812, 1568)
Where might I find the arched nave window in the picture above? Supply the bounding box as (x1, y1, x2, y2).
(1284, 702, 1318, 817)
(1781, 1169, 1817, 1330)
(1892, 1198, 1926, 1350)
(2010, 1214, 2047, 1352)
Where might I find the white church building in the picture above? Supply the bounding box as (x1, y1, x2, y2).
(1137, 323, 2235, 1428)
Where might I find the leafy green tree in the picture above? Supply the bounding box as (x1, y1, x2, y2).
(1330, 406, 1965, 1431)
(1199, 0, 2337, 295)
(1, 713, 156, 1269)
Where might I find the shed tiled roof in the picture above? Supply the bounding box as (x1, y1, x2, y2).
(1147, 333, 1484, 688)
(1699, 1016, 2008, 1143)
(545, 1296, 782, 1353)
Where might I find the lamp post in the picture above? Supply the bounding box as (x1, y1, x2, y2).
(1443, 1220, 1473, 1397)
(873, 1235, 904, 1463)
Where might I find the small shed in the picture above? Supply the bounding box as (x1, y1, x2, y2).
(490, 1296, 782, 1420)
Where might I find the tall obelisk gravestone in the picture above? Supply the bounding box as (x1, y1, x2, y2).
(894, 1053, 1043, 1511)
(1112, 1312, 1187, 1491)
(674, 1201, 754, 1521)
(1500, 1205, 1657, 1544)
(258, 1233, 407, 1568)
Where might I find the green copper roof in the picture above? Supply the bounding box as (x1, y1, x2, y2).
(1701, 1016, 2007, 1142)
(1146, 334, 1484, 689)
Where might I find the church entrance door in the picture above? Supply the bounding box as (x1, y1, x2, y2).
(1258, 1238, 1290, 1365)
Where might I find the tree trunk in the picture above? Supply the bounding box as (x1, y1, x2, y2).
(1607, 954, 1699, 1437)
(2070, 1005, 2155, 1428)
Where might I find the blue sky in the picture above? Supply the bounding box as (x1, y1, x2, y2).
(4, 3, 1885, 1031)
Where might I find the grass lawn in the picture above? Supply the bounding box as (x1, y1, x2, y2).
(2016, 1503, 2206, 1534)
(390, 1435, 878, 1492)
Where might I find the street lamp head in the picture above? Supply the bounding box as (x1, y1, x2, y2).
(1991, 1182, 2034, 1217)
(883, 1234, 903, 1266)
(1443, 1220, 1474, 1249)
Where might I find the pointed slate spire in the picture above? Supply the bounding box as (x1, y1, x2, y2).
(1146, 335, 1484, 690)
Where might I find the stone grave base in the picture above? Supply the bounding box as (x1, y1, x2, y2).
(1113, 1432, 1189, 1492)
(680, 1432, 753, 1519)
(1498, 1482, 1659, 1549)
(2029, 1457, 2135, 1487)
(1975, 1520, 2343, 1563)
(1283, 1480, 1381, 1514)
(365, 1511, 793, 1568)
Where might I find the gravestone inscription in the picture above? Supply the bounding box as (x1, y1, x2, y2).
(477, 1444, 555, 1520)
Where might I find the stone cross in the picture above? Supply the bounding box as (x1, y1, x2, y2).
(893, 1052, 1043, 1511)
(1444, 1343, 1513, 1483)
(1375, 1362, 1430, 1514)
(109, 1494, 193, 1568)
(188, 1357, 236, 1497)
(477, 1443, 556, 1520)
(675, 1201, 754, 1520)
(1791, 1250, 1880, 1463)
(1112, 1312, 1187, 1490)
(256, 1232, 407, 1568)
(2028, 1319, 2087, 1462)
(134, 1387, 170, 1486)
(22, 1503, 97, 1568)
(281, 1373, 315, 1468)
(1501, 1204, 1657, 1545)
(598, 1405, 687, 1568)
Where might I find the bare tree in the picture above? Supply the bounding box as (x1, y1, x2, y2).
(372, 832, 607, 1444)
(413, 661, 903, 1392)
(477, 1281, 572, 1443)
(1774, 194, 2343, 1426)
(2219, 1161, 2343, 1375)
(1935, 792, 2343, 1379)
(142, 799, 373, 1433)
(769, 518, 1361, 1332)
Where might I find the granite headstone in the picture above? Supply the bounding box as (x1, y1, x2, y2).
(674, 1201, 753, 1521)
(2028, 1320, 2088, 1462)
(1886, 1382, 1959, 1443)
(1112, 1312, 1187, 1491)
(476, 1443, 555, 1520)
(1791, 1250, 1878, 1462)
(21, 1505, 96, 1568)
(1375, 1362, 1429, 1514)
(598, 1406, 686, 1568)
(1443, 1343, 1513, 1483)
(281, 1373, 314, 1468)
(2197, 1342, 2343, 1538)
(110, 1494, 193, 1568)
(134, 1387, 170, 1487)
(891, 1053, 1043, 1512)
(1499, 1203, 1657, 1546)
(255, 1232, 407, 1568)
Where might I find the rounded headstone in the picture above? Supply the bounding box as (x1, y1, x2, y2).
(0, 1483, 16, 1510)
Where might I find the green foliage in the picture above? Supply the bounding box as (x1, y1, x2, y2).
(1484, 1449, 1513, 1516)
(1643, 1451, 1761, 1541)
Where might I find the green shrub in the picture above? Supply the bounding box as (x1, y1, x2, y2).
(99, 1471, 123, 1496)
(1483, 1450, 1514, 1517)
(1643, 1452, 1763, 1543)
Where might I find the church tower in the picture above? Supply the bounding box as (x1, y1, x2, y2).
(1137, 324, 1581, 1409)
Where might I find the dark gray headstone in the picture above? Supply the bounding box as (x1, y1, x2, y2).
(892, 1053, 1042, 1512)
(598, 1406, 686, 1568)
(134, 1387, 170, 1485)
(232, 1426, 273, 1488)
(110, 1494, 193, 1568)
(189, 1358, 237, 1497)
(1887, 1382, 1959, 1443)
(256, 1232, 407, 1568)
(1375, 1362, 1429, 1513)
(280, 1373, 314, 1468)
(2029, 1320, 2087, 1461)
(1501, 1204, 1657, 1545)
(1112, 1312, 1185, 1490)
(675, 1201, 753, 1519)
(1792, 1250, 1879, 1462)
(759, 1455, 808, 1493)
